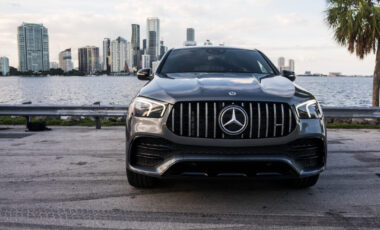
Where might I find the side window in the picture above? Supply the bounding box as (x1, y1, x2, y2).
(257, 61, 268, 74)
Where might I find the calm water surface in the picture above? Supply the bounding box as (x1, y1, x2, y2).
(0, 76, 374, 106)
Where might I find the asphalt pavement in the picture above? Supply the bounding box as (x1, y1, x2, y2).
(0, 126, 379, 229)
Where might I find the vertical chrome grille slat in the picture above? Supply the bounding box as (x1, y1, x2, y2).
(257, 103, 261, 138)
(289, 108, 292, 133)
(188, 103, 191, 137)
(171, 108, 175, 132)
(273, 104, 277, 137)
(205, 103, 208, 138)
(214, 102, 217, 139)
(196, 102, 200, 137)
(222, 101, 225, 138)
(180, 103, 183, 136)
(249, 102, 253, 138)
(281, 104, 285, 136)
(265, 103, 269, 138)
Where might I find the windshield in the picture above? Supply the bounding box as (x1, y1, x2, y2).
(160, 48, 275, 75)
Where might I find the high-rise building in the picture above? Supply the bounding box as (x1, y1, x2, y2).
(152, 61, 159, 73)
(277, 57, 295, 72)
(0, 57, 9, 76)
(17, 22, 49, 72)
(147, 17, 160, 59)
(59, 48, 73, 72)
(160, 41, 168, 59)
(141, 54, 151, 69)
(142, 39, 147, 67)
(127, 41, 133, 72)
(78, 46, 100, 74)
(131, 24, 140, 69)
(148, 31, 157, 59)
(184, 28, 197, 46)
(289, 59, 295, 72)
(50, 62, 59, 69)
(111, 37, 129, 73)
(102, 38, 111, 72)
(142, 39, 147, 52)
(187, 28, 195, 42)
(278, 57, 285, 71)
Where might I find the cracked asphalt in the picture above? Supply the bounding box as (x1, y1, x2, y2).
(0, 126, 379, 229)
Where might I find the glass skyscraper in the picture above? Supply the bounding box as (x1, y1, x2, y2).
(102, 38, 111, 72)
(146, 17, 160, 60)
(0, 57, 9, 76)
(184, 28, 196, 46)
(131, 24, 140, 69)
(17, 23, 50, 72)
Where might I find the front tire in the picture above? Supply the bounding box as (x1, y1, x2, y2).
(127, 169, 157, 188)
(289, 174, 319, 188)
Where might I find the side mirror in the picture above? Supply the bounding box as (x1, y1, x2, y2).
(137, 68, 153, 81)
(282, 70, 296, 82)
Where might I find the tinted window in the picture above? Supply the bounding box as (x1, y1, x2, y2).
(160, 48, 274, 74)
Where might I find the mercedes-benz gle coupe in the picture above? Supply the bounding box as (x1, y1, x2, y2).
(126, 47, 326, 188)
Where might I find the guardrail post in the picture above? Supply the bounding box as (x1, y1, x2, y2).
(93, 102, 101, 129)
(22, 101, 32, 129)
(95, 117, 101, 129)
(25, 116, 31, 129)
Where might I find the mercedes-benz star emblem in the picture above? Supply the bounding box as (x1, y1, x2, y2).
(219, 105, 248, 135)
(228, 91, 237, 96)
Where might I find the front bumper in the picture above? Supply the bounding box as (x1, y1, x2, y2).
(126, 116, 327, 179)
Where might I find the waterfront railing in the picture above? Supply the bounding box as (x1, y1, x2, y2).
(0, 104, 379, 129)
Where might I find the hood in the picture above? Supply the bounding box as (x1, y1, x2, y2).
(138, 73, 297, 104)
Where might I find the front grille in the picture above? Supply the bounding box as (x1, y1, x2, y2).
(167, 101, 297, 139)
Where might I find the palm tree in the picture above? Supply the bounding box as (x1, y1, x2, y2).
(326, 0, 380, 106)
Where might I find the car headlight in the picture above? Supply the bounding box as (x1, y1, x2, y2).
(131, 97, 167, 118)
(296, 99, 322, 119)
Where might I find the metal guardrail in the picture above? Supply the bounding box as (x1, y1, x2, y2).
(323, 106, 380, 118)
(0, 104, 379, 129)
(0, 104, 129, 116)
(0, 104, 129, 129)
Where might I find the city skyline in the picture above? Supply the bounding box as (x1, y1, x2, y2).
(0, 0, 375, 75)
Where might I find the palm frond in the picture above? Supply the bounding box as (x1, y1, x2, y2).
(326, 0, 380, 59)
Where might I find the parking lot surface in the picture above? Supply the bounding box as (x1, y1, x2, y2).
(0, 126, 379, 229)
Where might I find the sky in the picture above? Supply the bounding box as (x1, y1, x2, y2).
(0, 0, 375, 75)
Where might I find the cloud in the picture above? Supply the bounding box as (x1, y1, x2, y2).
(274, 13, 309, 26)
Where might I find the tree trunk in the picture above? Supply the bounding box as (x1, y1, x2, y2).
(373, 40, 380, 107)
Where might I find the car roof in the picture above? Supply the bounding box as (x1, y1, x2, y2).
(171, 46, 258, 52)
